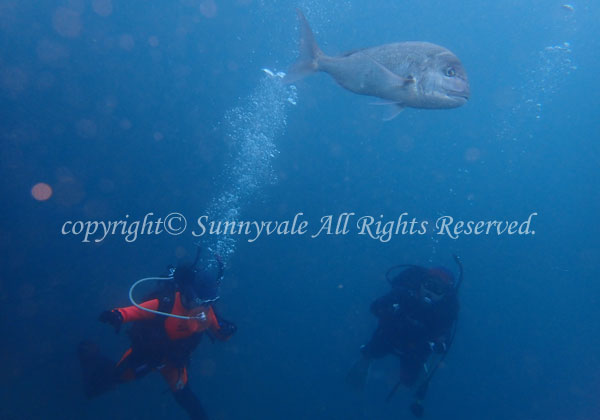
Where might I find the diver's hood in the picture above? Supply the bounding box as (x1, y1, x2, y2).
(193, 271, 220, 302)
(175, 265, 220, 305)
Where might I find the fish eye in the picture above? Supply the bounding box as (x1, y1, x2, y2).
(445, 67, 456, 77)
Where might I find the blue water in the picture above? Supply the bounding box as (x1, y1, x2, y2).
(1, 0, 599, 419)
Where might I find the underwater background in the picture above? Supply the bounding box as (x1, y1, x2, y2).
(1, 0, 599, 419)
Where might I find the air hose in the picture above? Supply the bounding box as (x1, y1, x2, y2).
(128, 277, 206, 320)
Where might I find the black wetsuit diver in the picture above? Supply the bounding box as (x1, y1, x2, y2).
(347, 261, 461, 417)
(79, 259, 236, 420)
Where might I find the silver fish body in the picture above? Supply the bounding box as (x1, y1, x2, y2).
(284, 10, 470, 113)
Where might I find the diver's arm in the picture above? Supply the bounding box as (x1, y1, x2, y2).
(428, 300, 459, 352)
(207, 306, 237, 341)
(114, 299, 160, 323)
(370, 292, 403, 319)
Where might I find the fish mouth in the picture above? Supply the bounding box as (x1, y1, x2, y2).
(446, 91, 469, 102)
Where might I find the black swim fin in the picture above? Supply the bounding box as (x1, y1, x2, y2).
(78, 340, 117, 399)
(173, 386, 208, 420)
(410, 401, 425, 418)
(345, 356, 372, 391)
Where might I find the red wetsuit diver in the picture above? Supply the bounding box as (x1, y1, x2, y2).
(79, 261, 236, 420)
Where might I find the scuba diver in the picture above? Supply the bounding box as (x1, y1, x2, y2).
(78, 252, 236, 420)
(347, 255, 463, 418)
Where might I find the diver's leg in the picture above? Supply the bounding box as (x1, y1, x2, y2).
(113, 348, 135, 383)
(403, 350, 432, 418)
(113, 347, 155, 383)
(399, 348, 430, 387)
(160, 364, 208, 420)
(173, 385, 208, 420)
(361, 325, 393, 359)
(346, 326, 393, 390)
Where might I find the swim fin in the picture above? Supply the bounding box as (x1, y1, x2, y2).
(173, 386, 208, 420)
(78, 340, 117, 399)
(345, 356, 372, 391)
(410, 401, 425, 418)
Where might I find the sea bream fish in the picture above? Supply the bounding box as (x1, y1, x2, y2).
(284, 10, 470, 118)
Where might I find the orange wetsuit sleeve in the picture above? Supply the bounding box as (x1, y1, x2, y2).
(115, 299, 160, 323)
(207, 306, 236, 341)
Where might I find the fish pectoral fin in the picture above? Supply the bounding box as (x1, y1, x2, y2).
(369, 100, 403, 106)
(365, 55, 415, 88)
(382, 104, 406, 122)
(368, 100, 406, 120)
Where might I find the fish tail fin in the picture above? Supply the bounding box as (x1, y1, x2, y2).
(283, 9, 324, 84)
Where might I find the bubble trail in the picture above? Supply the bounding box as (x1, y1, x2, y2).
(497, 41, 577, 144)
(201, 72, 297, 262)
